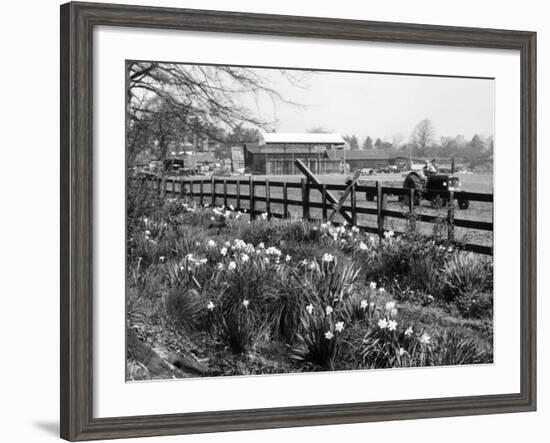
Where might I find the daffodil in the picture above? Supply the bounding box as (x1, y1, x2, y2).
(207, 239, 217, 248)
(378, 318, 389, 329)
(228, 261, 237, 270)
(306, 304, 314, 314)
(242, 299, 249, 308)
(322, 253, 334, 263)
(324, 331, 334, 340)
(207, 301, 215, 311)
(388, 320, 398, 331)
(420, 333, 431, 345)
(404, 326, 414, 337)
(360, 299, 368, 309)
(335, 321, 344, 332)
(369, 281, 377, 290)
(325, 306, 333, 315)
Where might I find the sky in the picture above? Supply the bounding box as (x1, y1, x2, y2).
(237, 67, 494, 144)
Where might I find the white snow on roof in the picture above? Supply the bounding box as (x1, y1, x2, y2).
(261, 132, 345, 145)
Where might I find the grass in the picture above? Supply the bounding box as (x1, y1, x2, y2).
(126, 181, 493, 379)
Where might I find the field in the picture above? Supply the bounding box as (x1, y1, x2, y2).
(126, 178, 494, 380)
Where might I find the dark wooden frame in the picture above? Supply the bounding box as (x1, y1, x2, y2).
(60, 1, 537, 441)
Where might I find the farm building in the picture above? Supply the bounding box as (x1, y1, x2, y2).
(244, 144, 346, 175)
(244, 133, 346, 174)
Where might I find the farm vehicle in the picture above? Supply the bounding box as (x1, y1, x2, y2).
(350, 171, 470, 210)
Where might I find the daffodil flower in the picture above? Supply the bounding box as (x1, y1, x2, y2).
(420, 333, 431, 345)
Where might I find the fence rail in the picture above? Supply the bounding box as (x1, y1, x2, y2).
(130, 175, 493, 255)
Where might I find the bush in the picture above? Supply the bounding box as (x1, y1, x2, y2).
(430, 328, 491, 365)
(164, 288, 206, 331)
(264, 267, 307, 343)
(290, 309, 344, 370)
(443, 253, 490, 301)
(217, 304, 262, 354)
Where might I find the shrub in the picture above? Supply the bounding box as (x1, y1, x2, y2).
(164, 288, 206, 331)
(290, 309, 344, 370)
(217, 305, 261, 355)
(442, 253, 490, 301)
(406, 254, 445, 298)
(264, 267, 307, 343)
(430, 328, 491, 365)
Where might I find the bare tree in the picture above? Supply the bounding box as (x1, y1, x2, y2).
(410, 118, 436, 156)
(127, 62, 304, 161)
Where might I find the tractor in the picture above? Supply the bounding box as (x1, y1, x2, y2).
(362, 167, 469, 209)
(399, 171, 469, 209)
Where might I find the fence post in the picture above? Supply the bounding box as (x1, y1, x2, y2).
(189, 179, 194, 199)
(236, 180, 241, 211)
(223, 179, 228, 208)
(265, 179, 271, 219)
(283, 182, 289, 219)
(351, 183, 357, 226)
(408, 187, 416, 231)
(321, 184, 328, 221)
(179, 176, 185, 199)
(447, 190, 455, 243)
(376, 181, 386, 237)
(199, 180, 204, 206)
(211, 176, 216, 206)
(249, 176, 255, 221)
(301, 178, 310, 221)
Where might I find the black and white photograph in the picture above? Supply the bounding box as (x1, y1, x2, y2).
(126, 61, 494, 380)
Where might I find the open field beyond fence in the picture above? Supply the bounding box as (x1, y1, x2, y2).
(129, 172, 493, 255)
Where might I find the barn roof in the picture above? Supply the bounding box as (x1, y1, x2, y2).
(261, 132, 345, 145)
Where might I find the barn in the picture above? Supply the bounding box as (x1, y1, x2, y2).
(244, 133, 347, 174)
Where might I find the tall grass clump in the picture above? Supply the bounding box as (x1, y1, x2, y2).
(442, 253, 491, 301)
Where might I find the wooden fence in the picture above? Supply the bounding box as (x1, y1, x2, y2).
(130, 175, 493, 256)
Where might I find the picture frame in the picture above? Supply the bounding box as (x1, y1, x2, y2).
(60, 1, 536, 441)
